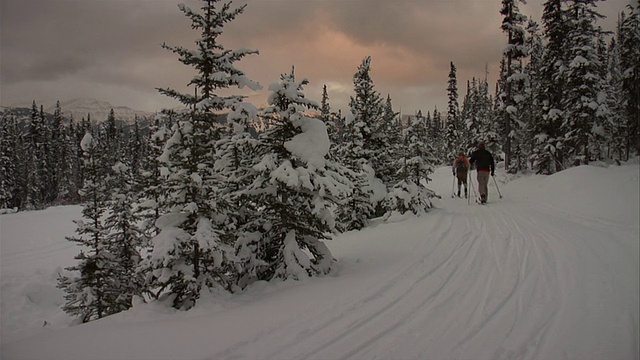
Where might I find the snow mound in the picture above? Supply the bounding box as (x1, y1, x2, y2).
(531, 164, 639, 225)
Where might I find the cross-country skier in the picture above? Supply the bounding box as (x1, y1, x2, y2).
(469, 143, 495, 204)
(452, 152, 469, 198)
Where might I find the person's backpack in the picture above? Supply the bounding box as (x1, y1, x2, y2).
(455, 157, 467, 173)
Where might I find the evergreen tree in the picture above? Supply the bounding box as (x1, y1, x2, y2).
(98, 109, 124, 169)
(333, 113, 377, 231)
(561, 0, 608, 165)
(619, 1, 640, 159)
(334, 56, 387, 228)
(214, 101, 260, 250)
(137, 112, 173, 240)
(128, 117, 144, 177)
(445, 62, 461, 159)
(24, 101, 49, 209)
(143, 107, 238, 309)
(103, 161, 145, 313)
(521, 20, 545, 172)
(238, 68, 351, 283)
(376, 95, 403, 185)
(529, 0, 570, 172)
(320, 84, 331, 123)
(460, 80, 474, 152)
(346, 56, 386, 176)
(500, 0, 528, 171)
(156, 1, 260, 109)
(43, 101, 64, 204)
(58, 133, 113, 323)
(319, 84, 341, 150)
(58, 117, 78, 204)
(0, 115, 20, 209)
(429, 106, 447, 163)
(603, 34, 626, 161)
(70, 116, 92, 204)
(472, 77, 501, 157)
(143, 0, 260, 309)
(385, 113, 437, 215)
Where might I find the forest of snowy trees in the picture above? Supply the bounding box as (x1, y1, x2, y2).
(0, 0, 637, 322)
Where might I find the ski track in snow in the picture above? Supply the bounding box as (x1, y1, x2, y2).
(1, 166, 638, 360)
(213, 169, 638, 360)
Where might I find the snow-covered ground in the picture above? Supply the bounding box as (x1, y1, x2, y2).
(2, 163, 639, 360)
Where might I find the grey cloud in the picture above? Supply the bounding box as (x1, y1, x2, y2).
(1, 0, 631, 114)
(1, 0, 184, 84)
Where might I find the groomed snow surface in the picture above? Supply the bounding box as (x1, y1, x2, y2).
(2, 164, 639, 360)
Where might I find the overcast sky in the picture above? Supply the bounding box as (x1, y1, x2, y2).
(0, 0, 631, 117)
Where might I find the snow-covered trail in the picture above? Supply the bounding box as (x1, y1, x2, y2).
(2, 165, 638, 360)
(212, 169, 638, 360)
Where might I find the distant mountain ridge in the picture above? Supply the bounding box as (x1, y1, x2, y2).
(46, 98, 155, 123)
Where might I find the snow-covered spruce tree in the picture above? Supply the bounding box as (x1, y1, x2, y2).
(57, 133, 113, 323)
(445, 62, 461, 160)
(376, 95, 403, 185)
(475, 80, 501, 157)
(428, 106, 448, 164)
(464, 75, 500, 156)
(319, 84, 341, 154)
(345, 57, 385, 169)
(460, 80, 474, 152)
(213, 101, 261, 250)
(44, 101, 63, 204)
(349, 56, 393, 180)
(99, 109, 122, 168)
(137, 112, 174, 241)
(69, 116, 92, 204)
(236, 68, 351, 284)
(320, 84, 331, 123)
(460, 77, 495, 154)
(603, 34, 627, 162)
(385, 113, 437, 215)
(23, 102, 49, 209)
(333, 112, 377, 231)
(143, 0, 260, 309)
(530, 3, 565, 174)
(0, 115, 21, 210)
(522, 19, 545, 171)
(128, 117, 144, 178)
(619, 1, 640, 159)
(102, 161, 145, 312)
(334, 56, 387, 228)
(531, 0, 571, 173)
(561, 0, 608, 165)
(54, 104, 78, 204)
(500, 0, 528, 172)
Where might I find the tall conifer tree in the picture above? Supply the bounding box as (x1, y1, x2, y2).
(237, 68, 351, 283)
(144, 0, 260, 309)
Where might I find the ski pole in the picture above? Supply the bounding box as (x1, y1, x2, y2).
(467, 171, 471, 205)
(451, 174, 456, 198)
(469, 171, 478, 203)
(492, 175, 503, 199)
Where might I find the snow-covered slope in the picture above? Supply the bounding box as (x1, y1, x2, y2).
(1, 163, 638, 360)
(45, 98, 154, 123)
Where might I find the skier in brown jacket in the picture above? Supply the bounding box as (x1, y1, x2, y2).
(452, 152, 470, 198)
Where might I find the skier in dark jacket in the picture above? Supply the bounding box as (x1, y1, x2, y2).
(469, 143, 495, 204)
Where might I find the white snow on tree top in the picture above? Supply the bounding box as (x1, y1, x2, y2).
(80, 133, 96, 152)
(284, 117, 330, 169)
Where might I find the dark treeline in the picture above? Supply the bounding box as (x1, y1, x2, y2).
(415, 0, 639, 174)
(1, 103, 151, 211)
